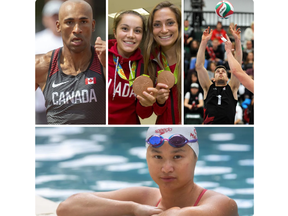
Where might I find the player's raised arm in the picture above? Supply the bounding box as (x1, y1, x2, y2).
(224, 35, 254, 93)
(229, 24, 242, 64)
(195, 27, 213, 94)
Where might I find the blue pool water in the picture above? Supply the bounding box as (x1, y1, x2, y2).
(35, 127, 254, 216)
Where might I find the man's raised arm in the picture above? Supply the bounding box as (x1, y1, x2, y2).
(195, 27, 213, 95)
(225, 35, 254, 93)
(230, 24, 242, 64)
(225, 25, 241, 94)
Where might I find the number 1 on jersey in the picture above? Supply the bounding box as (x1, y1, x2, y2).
(217, 95, 222, 105)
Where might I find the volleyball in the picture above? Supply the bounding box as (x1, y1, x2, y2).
(215, 1, 234, 19)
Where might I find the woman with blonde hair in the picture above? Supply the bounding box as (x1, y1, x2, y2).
(143, 1, 182, 124)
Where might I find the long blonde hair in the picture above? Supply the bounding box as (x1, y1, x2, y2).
(143, 1, 182, 121)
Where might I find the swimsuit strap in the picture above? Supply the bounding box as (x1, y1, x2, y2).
(193, 189, 208, 206)
(156, 198, 161, 207)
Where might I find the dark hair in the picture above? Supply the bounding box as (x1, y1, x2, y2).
(214, 65, 227, 72)
(208, 61, 216, 71)
(244, 51, 254, 64)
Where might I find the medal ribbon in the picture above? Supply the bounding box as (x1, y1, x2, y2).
(113, 55, 136, 86)
(159, 52, 178, 84)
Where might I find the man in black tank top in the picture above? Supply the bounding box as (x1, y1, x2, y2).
(195, 25, 242, 124)
(35, 0, 106, 124)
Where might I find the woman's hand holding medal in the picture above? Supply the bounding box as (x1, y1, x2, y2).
(133, 70, 175, 106)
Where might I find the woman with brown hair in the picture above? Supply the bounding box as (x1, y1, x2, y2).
(143, 1, 182, 124)
(108, 10, 156, 124)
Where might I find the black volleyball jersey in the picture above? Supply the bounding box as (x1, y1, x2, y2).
(43, 47, 106, 124)
(203, 83, 237, 124)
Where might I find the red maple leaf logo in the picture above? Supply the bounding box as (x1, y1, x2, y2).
(203, 115, 215, 124)
(190, 132, 196, 139)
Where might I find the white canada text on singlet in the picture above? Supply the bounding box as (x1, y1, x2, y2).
(52, 89, 97, 105)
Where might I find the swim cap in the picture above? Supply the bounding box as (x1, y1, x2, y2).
(146, 127, 199, 157)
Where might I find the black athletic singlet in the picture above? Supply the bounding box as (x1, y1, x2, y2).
(203, 83, 237, 124)
(43, 46, 106, 124)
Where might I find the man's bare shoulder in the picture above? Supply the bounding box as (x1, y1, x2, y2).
(199, 190, 238, 216)
(35, 51, 54, 90)
(36, 50, 53, 67)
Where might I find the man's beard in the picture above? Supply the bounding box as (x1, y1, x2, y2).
(215, 79, 226, 86)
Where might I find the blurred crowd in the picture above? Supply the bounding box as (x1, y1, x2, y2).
(184, 20, 254, 124)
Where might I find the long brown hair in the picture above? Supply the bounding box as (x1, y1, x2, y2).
(143, 1, 182, 122)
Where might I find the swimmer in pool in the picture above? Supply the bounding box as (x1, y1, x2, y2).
(56, 127, 238, 216)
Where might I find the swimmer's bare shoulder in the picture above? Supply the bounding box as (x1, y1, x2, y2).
(35, 51, 53, 91)
(185, 190, 239, 216)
